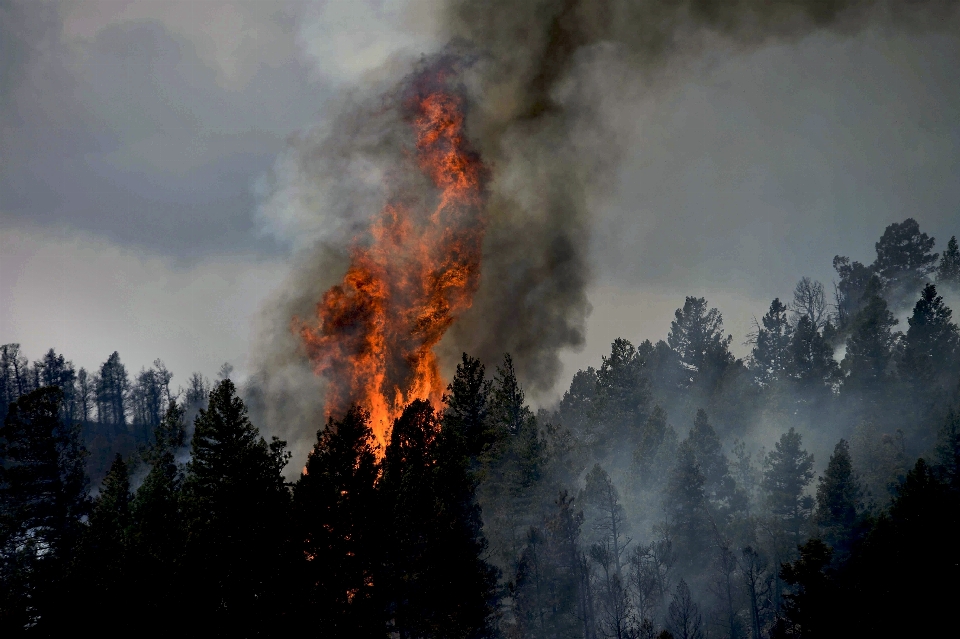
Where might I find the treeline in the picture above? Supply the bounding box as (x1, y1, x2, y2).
(0, 346, 216, 479)
(0, 368, 500, 636)
(2, 218, 960, 637)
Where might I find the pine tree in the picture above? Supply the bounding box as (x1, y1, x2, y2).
(934, 409, 960, 490)
(774, 539, 835, 639)
(96, 351, 130, 432)
(294, 406, 382, 637)
(667, 579, 703, 639)
(762, 428, 815, 551)
(129, 402, 186, 629)
(65, 454, 136, 631)
(665, 441, 709, 567)
(842, 277, 899, 390)
(899, 284, 959, 391)
(444, 353, 493, 458)
(545, 491, 593, 639)
(595, 338, 651, 434)
(832, 256, 873, 330)
(634, 406, 668, 484)
(813, 440, 862, 559)
(667, 297, 734, 391)
(751, 299, 792, 386)
(558, 368, 598, 435)
(0, 387, 88, 631)
(936, 235, 960, 289)
(786, 316, 839, 391)
(583, 464, 628, 577)
(382, 399, 498, 639)
(872, 218, 938, 298)
(686, 409, 734, 510)
(180, 379, 293, 634)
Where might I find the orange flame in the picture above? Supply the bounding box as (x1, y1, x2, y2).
(296, 69, 487, 451)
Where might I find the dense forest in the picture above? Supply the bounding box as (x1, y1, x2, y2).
(2, 218, 960, 637)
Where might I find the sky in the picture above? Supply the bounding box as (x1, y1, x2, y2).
(1, 0, 959, 405)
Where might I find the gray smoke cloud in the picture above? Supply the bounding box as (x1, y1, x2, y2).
(439, 0, 954, 391)
(249, 0, 957, 463)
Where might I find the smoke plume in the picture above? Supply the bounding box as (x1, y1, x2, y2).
(250, 0, 955, 460)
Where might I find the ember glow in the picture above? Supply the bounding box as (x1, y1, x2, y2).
(296, 67, 488, 450)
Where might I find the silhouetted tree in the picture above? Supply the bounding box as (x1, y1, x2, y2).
(751, 299, 792, 386)
(667, 579, 703, 639)
(0, 387, 88, 631)
(596, 338, 651, 435)
(382, 399, 498, 639)
(899, 284, 958, 397)
(665, 441, 709, 567)
(180, 379, 293, 634)
(668, 297, 734, 391)
(936, 235, 960, 289)
(785, 317, 838, 392)
(96, 352, 129, 432)
(813, 440, 862, 560)
(445, 354, 493, 457)
(128, 401, 186, 629)
(871, 218, 938, 299)
(831, 256, 873, 330)
(774, 539, 834, 639)
(66, 455, 136, 631)
(789, 278, 827, 331)
(842, 278, 899, 391)
(584, 465, 628, 577)
(686, 410, 738, 515)
(763, 429, 814, 551)
(295, 405, 382, 637)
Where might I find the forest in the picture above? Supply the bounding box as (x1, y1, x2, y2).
(2, 217, 960, 637)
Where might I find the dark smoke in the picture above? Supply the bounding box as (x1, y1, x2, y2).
(440, 0, 954, 394)
(250, 0, 956, 459)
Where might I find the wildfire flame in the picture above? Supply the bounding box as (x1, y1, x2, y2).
(296, 68, 487, 450)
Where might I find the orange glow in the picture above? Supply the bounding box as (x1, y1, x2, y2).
(295, 69, 487, 452)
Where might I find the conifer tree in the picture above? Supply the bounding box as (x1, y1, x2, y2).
(872, 218, 938, 296)
(899, 284, 959, 391)
(762, 429, 815, 551)
(813, 440, 862, 559)
(444, 354, 493, 457)
(66, 454, 136, 631)
(665, 441, 709, 567)
(294, 406, 381, 637)
(634, 406, 668, 484)
(831, 256, 873, 330)
(129, 401, 186, 627)
(595, 338, 651, 434)
(936, 235, 960, 289)
(751, 298, 792, 386)
(0, 387, 88, 631)
(786, 316, 838, 391)
(842, 277, 899, 389)
(383, 399, 498, 639)
(686, 410, 733, 508)
(96, 351, 130, 432)
(668, 297, 734, 391)
(667, 579, 703, 639)
(774, 539, 834, 639)
(583, 464, 628, 576)
(180, 379, 293, 634)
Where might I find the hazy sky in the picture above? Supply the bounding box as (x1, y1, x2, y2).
(2, 0, 959, 403)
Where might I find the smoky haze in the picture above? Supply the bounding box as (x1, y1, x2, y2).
(249, 0, 959, 462)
